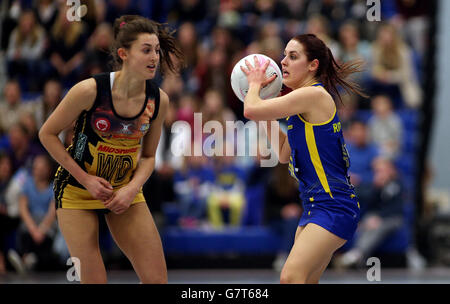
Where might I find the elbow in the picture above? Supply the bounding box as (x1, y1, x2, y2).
(38, 129, 46, 148)
(278, 156, 290, 164)
(243, 106, 257, 120)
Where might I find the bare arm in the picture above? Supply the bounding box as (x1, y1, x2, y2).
(244, 83, 328, 121)
(262, 120, 291, 164)
(38, 78, 113, 201)
(128, 89, 169, 192)
(241, 56, 331, 121)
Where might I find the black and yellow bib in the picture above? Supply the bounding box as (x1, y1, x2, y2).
(54, 72, 160, 209)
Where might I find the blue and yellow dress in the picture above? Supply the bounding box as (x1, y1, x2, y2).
(286, 82, 360, 240)
(53, 72, 160, 210)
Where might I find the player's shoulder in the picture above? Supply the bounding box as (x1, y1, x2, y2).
(158, 88, 169, 106)
(65, 78, 98, 111)
(72, 78, 97, 97)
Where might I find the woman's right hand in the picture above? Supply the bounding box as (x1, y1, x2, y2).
(81, 174, 114, 202)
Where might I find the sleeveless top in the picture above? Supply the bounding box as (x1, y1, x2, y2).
(54, 72, 160, 206)
(286, 82, 353, 203)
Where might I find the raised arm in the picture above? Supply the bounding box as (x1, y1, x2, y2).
(244, 83, 329, 121)
(241, 56, 330, 121)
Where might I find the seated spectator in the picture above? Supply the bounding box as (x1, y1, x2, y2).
(370, 23, 422, 108)
(0, 79, 31, 135)
(201, 88, 236, 125)
(306, 14, 340, 58)
(174, 155, 215, 228)
(104, 0, 140, 25)
(6, 9, 46, 91)
(176, 22, 201, 92)
(264, 163, 301, 271)
(18, 112, 41, 148)
(207, 155, 247, 229)
(0, 153, 20, 275)
(33, 0, 59, 34)
(346, 119, 379, 215)
(334, 157, 405, 269)
(368, 95, 403, 160)
(3, 122, 45, 173)
(337, 21, 371, 85)
(29, 78, 63, 129)
(81, 22, 114, 78)
(45, 2, 87, 88)
(7, 154, 57, 273)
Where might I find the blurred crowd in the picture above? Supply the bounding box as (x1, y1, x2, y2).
(0, 0, 429, 274)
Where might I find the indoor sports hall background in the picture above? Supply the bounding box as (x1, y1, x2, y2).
(0, 0, 449, 283)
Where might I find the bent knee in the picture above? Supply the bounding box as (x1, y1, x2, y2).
(141, 275, 168, 284)
(280, 269, 308, 284)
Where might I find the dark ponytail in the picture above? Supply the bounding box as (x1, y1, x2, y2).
(111, 15, 184, 75)
(293, 34, 368, 104)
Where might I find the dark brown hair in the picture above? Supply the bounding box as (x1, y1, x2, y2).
(111, 15, 184, 74)
(293, 34, 368, 103)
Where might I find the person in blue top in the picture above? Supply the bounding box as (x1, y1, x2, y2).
(241, 33, 367, 283)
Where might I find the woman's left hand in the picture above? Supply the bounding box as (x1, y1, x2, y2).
(103, 185, 138, 214)
(240, 55, 277, 87)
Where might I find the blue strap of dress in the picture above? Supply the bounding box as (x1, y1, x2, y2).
(312, 82, 323, 87)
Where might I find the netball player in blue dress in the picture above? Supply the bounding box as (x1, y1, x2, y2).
(39, 15, 183, 283)
(241, 34, 366, 283)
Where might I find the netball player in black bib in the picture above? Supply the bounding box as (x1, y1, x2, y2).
(39, 15, 183, 283)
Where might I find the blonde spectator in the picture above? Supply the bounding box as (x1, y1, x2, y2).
(6, 10, 46, 90)
(371, 23, 422, 108)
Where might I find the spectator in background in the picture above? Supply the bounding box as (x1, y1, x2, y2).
(177, 22, 201, 92)
(304, 0, 349, 31)
(368, 95, 403, 160)
(334, 157, 405, 269)
(306, 14, 340, 58)
(79, 0, 99, 37)
(264, 163, 301, 271)
(207, 155, 247, 229)
(391, 0, 430, 59)
(197, 47, 229, 102)
(167, 0, 208, 27)
(176, 93, 198, 132)
(46, 2, 87, 88)
(201, 88, 236, 124)
(0, 153, 20, 275)
(161, 73, 185, 103)
(338, 94, 358, 134)
(3, 122, 45, 173)
(33, 0, 58, 34)
(7, 154, 57, 273)
(30, 78, 63, 129)
(242, 0, 292, 26)
(174, 155, 215, 228)
(18, 112, 41, 147)
(346, 119, 379, 216)
(337, 21, 371, 86)
(81, 22, 114, 78)
(0, 79, 30, 135)
(6, 9, 46, 91)
(370, 23, 422, 108)
(104, 0, 140, 25)
(1, 0, 24, 50)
